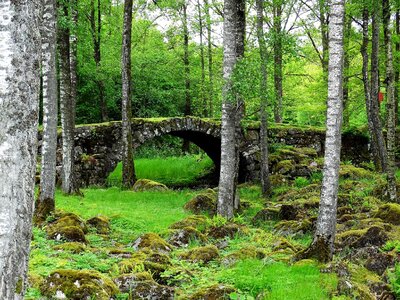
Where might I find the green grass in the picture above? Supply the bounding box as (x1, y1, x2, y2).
(55, 188, 193, 240)
(107, 155, 214, 186)
(218, 259, 337, 299)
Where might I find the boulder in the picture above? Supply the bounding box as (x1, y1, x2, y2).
(168, 226, 207, 248)
(133, 179, 168, 192)
(184, 193, 216, 216)
(169, 215, 208, 231)
(180, 245, 219, 263)
(86, 215, 110, 234)
(189, 284, 236, 300)
(120, 280, 174, 299)
(40, 269, 118, 300)
(374, 203, 400, 225)
(207, 223, 247, 239)
(133, 233, 172, 253)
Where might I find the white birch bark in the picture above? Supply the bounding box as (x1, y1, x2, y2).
(298, 0, 345, 262)
(382, 0, 398, 202)
(36, 0, 58, 221)
(218, 0, 245, 218)
(0, 0, 40, 297)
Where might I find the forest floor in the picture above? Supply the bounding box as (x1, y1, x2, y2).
(26, 153, 400, 299)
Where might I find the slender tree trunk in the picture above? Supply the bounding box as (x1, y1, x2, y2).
(205, 0, 214, 117)
(370, 0, 388, 172)
(297, 0, 345, 263)
(91, 0, 108, 122)
(121, 0, 136, 188)
(36, 0, 58, 223)
(395, 10, 400, 126)
(361, 8, 379, 172)
(342, 13, 351, 127)
(273, 0, 283, 123)
(218, 0, 245, 218)
(256, 0, 271, 197)
(182, 3, 191, 153)
(319, 0, 329, 73)
(59, 1, 78, 194)
(0, 1, 40, 297)
(197, 0, 207, 117)
(382, 0, 398, 202)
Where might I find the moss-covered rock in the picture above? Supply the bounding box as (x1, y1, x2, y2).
(47, 225, 87, 243)
(180, 245, 219, 263)
(336, 226, 388, 249)
(40, 269, 118, 300)
(274, 219, 313, 236)
(374, 203, 400, 225)
(53, 242, 86, 254)
(274, 159, 295, 175)
(169, 215, 208, 232)
(120, 280, 174, 299)
(339, 165, 373, 179)
(271, 237, 300, 252)
(49, 213, 88, 233)
(168, 226, 207, 248)
(118, 251, 149, 274)
(207, 223, 248, 239)
(364, 252, 395, 275)
(252, 208, 280, 224)
(222, 246, 265, 266)
(133, 233, 172, 253)
(133, 179, 169, 192)
(86, 215, 110, 234)
(184, 193, 216, 216)
(269, 174, 287, 186)
(189, 284, 236, 300)
(113, 272, 153, 292)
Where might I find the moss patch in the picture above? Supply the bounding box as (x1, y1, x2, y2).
(180, 245, 219, 263)
(133, 179, 169, 192)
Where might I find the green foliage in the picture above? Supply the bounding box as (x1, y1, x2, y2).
(294, 177, 310, 188)
(218, 259, 337, 299)
(389, 264, 400, 297)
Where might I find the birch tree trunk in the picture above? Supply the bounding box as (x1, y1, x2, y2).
(0, 1, 40, 297)
(256, 0, 271, 197)
(297, 0, 345, 263)
(204, 0, 214, 117)
(370, 0, 388, 172)
(273, 0, 283, 123)
(218, 0, 245, 218)
(121, 0, 136, 188)
(382, 0, 398, 202)
(36, 0, 58, 223)
(59, 1, 78, 194)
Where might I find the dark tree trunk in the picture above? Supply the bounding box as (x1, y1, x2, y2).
(382, 0, 397, 202)
(36, 0, 58, 223)
(256, 0, 271, 197)
(370, 0, 388, 172)
(182, 3, 191, 153)
(90, 0, 108, 122)
(197, 0, 207, 117)
(59, 0, 79, 195)
(319, 0, 329, 73)
(395, 10, 400, 126)
(121, 0, 136, 188)
(218, 0, 246, 218)
(205, 0, 214, 117)
(342, 13, 351, 127)
(273, 0, 283, 123)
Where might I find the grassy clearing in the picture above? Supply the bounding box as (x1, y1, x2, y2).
(107, 155, 214, 186)
(55, 188, 193, 240)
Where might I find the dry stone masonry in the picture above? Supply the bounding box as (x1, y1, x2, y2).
(37, 117, 394, 188)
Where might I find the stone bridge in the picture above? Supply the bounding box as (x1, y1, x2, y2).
(38, 117, 375, 187)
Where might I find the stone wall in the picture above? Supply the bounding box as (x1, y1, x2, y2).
(37, 118, 393, 188)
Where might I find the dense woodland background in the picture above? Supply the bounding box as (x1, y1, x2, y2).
(57, 0, 398, 128)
